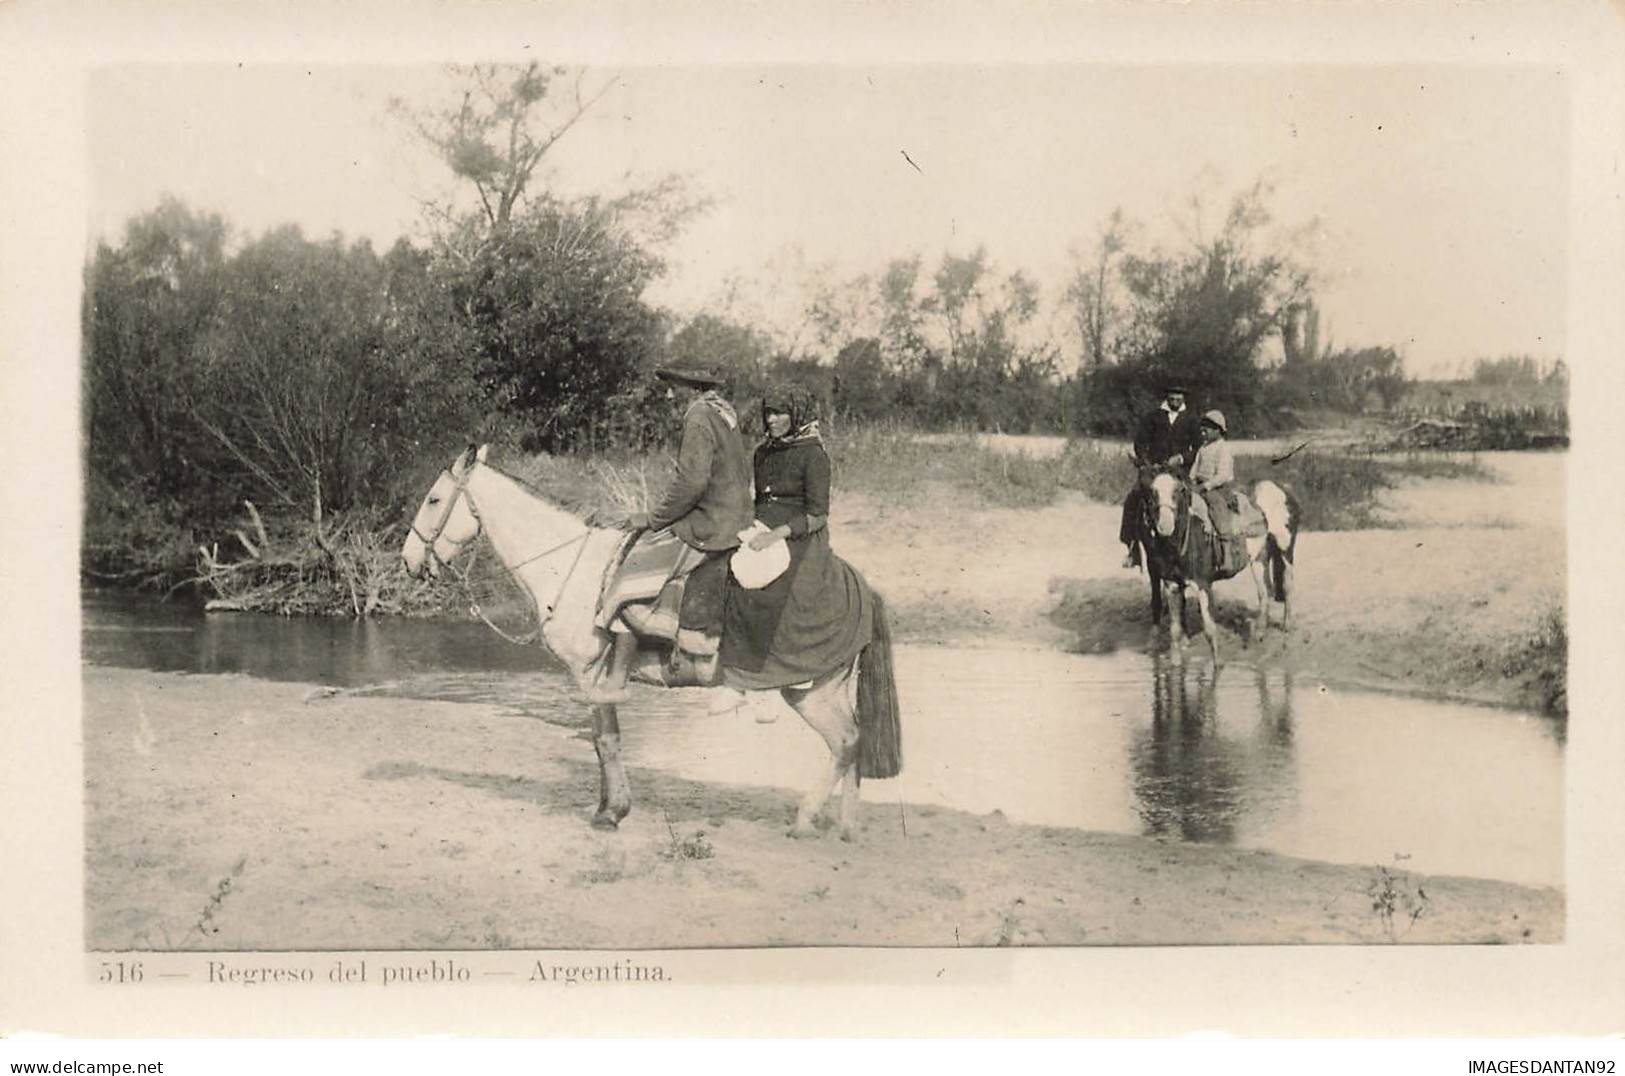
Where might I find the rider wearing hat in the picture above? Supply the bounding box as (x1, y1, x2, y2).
(630, 363, 753, 550)
(1191, 409, 1243, 566)
(589, 362, 753, 703)
(1120, 383, 1203, 568)
(1191, 409, 1234, 494)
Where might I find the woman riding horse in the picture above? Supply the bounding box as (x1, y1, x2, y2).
(722, 387, 874, 717)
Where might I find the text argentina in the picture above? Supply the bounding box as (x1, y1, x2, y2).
(529, 959, 667, 985)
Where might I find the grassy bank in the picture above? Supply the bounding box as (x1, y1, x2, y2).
(81, 424, 1496, 598)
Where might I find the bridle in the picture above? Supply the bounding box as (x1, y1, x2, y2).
(410, 462, 593, 644)
(409, 466, 479, 558)
(1141, 469, 1196, 561)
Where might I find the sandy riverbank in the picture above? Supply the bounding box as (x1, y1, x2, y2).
(85, 667, 1560, 950)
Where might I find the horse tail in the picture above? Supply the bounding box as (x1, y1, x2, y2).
(856, 590, 903, 780)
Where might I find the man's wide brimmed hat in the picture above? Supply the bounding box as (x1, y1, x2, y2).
(1202, 409, 1227, 432)
(654, 362, 726, 388)
(1162, 382, 1190, 395)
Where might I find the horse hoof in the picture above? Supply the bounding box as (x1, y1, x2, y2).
(591, 813, 620, 831)
(787, 822, 819, 840)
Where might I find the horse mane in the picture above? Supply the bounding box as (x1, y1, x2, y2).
(477, 460, 589, 524)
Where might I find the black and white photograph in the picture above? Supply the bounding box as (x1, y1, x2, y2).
(4, 0, 1625, 1047)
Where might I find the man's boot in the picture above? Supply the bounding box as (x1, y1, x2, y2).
(585, 631, 638, 704)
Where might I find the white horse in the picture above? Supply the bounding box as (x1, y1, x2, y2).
(1137, 469, 1301, 664)
(400, 445, 902, 840)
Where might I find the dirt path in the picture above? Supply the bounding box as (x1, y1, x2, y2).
(832, 459, 1564, 714)
(85, 668, 1560, 950)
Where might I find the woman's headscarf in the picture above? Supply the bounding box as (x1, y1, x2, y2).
(760, 385, 822, 444)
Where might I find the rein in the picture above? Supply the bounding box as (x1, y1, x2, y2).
(414, 464, 593, 646)
(1142, 473, 1198, 570)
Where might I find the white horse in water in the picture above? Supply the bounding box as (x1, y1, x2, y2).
(1136, 469, 1301, 665)
(400, 445, 902, 840)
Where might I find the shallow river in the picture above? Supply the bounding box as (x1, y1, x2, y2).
(83, 591, 1565, 888)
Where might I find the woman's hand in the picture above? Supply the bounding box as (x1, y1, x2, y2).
(747, 528, 782, 551)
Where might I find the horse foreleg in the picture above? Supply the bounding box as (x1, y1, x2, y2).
(1193, 584, 1220, 667)
(1148, 562, 1164, 626)
(1170, 581, 1188, 654)
(784, 678, 860, 840)
(590, 703, 632, 830)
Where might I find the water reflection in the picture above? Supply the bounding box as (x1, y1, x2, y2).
(82, 591, 1565, 886)
(1129, 657, 1299, 843)
(82, 589, 558, 689)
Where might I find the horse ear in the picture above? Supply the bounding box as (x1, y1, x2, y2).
(455, 443, 478, 473)
(476, 444, 490, 463)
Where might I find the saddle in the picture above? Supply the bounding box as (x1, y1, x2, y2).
(594, 528, 729, 688)
(1192, 486, 1268, 577)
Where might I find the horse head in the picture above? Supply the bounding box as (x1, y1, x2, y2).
(1145, 466, 1190, 539)
(401, 444, 487, 579)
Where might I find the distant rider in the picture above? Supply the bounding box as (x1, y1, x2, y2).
(1191, 409, 1236, 536)
(1120, 383, 1202, 569)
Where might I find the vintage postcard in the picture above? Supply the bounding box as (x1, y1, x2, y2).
(2, 0, 1623, 1044)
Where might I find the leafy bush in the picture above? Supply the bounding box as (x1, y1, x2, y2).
(1502, 602, 1567, 717)
(81, 475, 200, 591)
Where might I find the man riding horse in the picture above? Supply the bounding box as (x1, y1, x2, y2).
(1120, 383, 1203, 569)
(587, 362, 752, 703)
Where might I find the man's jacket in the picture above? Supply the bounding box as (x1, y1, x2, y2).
(649, 396, 754, 551)
(1133, 405, 1203, 468)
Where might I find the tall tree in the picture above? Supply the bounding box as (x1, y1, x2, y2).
(83, 197, 230, 508)
(1116, 182, 1312, 423)
(1064, 207, 1133, 370)
(449, 196, 667, 451)
(190, 228, 483, 517)
(396, 62, 617, 232)
(401, 62, 706, 450)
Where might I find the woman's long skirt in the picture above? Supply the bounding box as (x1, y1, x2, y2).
(720, 529, 874, 690)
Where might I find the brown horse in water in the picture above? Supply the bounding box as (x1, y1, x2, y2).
(400, 446, 902, 840)
(1130, 466, 1301, 664)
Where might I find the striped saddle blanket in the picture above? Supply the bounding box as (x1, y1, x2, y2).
(594, 528, 726, 669)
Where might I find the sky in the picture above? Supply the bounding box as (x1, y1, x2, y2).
(86, 61, 1570, 378)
